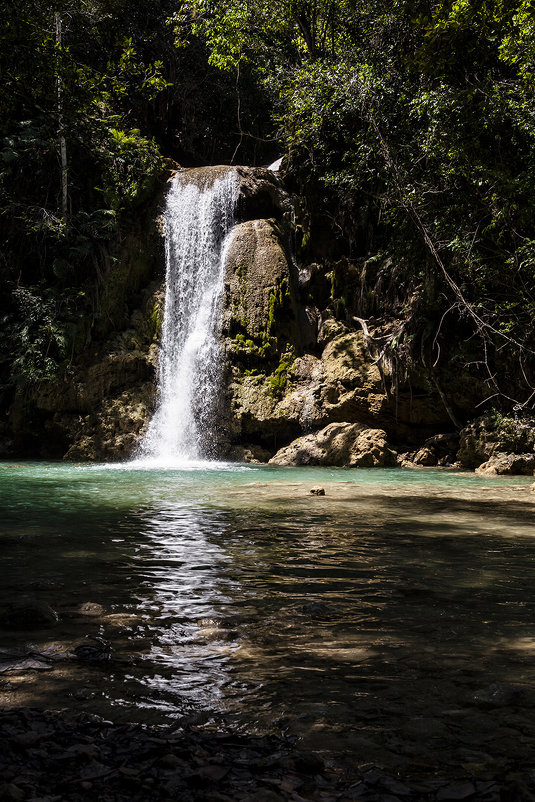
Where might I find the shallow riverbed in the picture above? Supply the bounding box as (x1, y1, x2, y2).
(1, 461, 535, 776)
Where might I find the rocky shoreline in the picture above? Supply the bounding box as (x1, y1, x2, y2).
(1, 707, 533, 802)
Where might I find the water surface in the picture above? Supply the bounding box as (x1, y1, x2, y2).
(1, 461, 534, 773)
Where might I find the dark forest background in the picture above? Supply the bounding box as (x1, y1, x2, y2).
(2, 0, 535, 415)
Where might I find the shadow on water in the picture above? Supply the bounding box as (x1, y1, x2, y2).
(1, 463, 535, 773)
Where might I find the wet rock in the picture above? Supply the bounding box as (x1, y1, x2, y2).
(437, 783, 477, 800)
(1, 707, 535, 802)
(73, 637, 112, 664)
(0, 651, 54, 673)
(310, 487, 325, 495)
(269, 422, 397, 467)
(474, 453, 535, 475)
(77, 602, 105, 617)
(222, 217, 298, 343)
(472, 684, 527, 708)
(235, 166, 292, 222)
(0, 598, 58, 630)
(291, 752, 324, 774)
(248, 790, 285, 802)
(379, 777, 412, 796)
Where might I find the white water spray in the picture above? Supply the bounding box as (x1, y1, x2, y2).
(136, 168, 238, 465)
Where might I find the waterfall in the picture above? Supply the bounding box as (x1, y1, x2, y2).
(137, 167, 238, 465)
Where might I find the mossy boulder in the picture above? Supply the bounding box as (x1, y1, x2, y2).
(223, 218, 299, 345)
(458, 413, 535, 469)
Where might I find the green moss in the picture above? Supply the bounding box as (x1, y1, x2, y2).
(267, 277, 291, 334)
(149, 300, 163, 339)
(267, 346, 295, 397)
(485, 410, 535, 452)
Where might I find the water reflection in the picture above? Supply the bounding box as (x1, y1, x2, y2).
(1, 463, 535, 770)
(132, 501, 237, 710)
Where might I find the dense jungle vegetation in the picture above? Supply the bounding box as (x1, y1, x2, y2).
(1, 0, 535, 415)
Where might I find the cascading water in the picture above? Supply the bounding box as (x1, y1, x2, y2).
(136, 167, 238, 465)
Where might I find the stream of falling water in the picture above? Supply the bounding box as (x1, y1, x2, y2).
(137, 168, 238, 465)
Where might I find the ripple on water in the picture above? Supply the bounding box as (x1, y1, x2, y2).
(1, 461, 534, 769)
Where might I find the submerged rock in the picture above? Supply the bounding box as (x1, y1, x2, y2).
(74, 637, 112, 664)
(0, 598, 59, 630)
(472, 683, 529, 708)
(77, 602, 105, 617)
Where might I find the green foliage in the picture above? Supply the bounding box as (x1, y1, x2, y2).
(477, 409, 535, 452)
(0, 285, 87, 387)
(187, 0, 535, 404)
(2, 0, 535, 409)
(99, 127, 162, 211)
(268, 347, 295, 397)
(0, 0, 175, 388)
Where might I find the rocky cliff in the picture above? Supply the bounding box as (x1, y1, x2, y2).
(4, 165, 534, 474)
(218, 168, 492, 468)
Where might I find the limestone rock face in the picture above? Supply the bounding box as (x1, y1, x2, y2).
(222, 218, 298, 342)
(269, 422, 398, 467)
(235, 166, 292, 222)
(28, 352, 152, 415)
(9, 282, 162, 460)
(318, 330, 386, 421)
(61, 382, 155, 461)
(4, 164, 503, 463)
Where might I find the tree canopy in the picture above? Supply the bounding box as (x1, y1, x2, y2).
(1, 0, 535, 407)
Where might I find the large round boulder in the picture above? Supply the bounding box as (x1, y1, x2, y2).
(269, 422, 397, 467)
(475, 453, 535, 475)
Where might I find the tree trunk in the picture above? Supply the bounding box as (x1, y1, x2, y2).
(55, 12, 68, 218)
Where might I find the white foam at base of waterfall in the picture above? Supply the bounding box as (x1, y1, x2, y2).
(134, 168, 238, 467)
